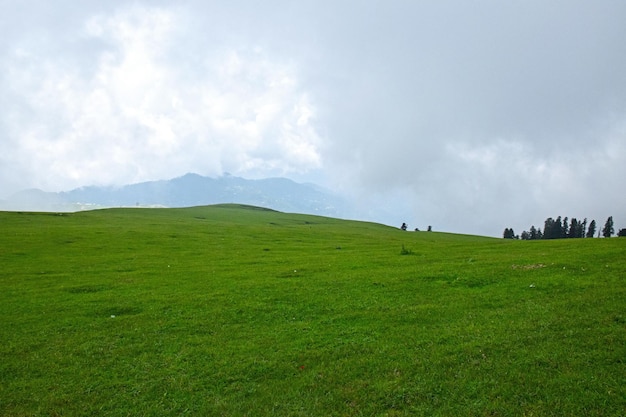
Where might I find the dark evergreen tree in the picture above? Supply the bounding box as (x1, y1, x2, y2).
(503, 228, 516, 239)
(578, 217, 587, 238)
(567, 218, 584, 238)
(567, 218, 577, 238)
(543, 217, 564, 239)
(586, 220, 596, 238)
(520, 217, 595, 240)
(562, 217, 569, 238)
(602, 216, 614, 238)
(618, 228, 626, 237)
(543, 217, 555, 239)
(554, 216, 563, 239)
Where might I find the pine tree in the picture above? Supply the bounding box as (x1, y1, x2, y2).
(567, 218, 584, 238)
(554, 216, 563, 239)
(602, 216, 614, 238)
(586, 220, 596, 238)
(543, 218, 555, 239)
(543, 216, 563, 239)
(568, 218, 577, 238)
(578, 217, 587, 238)
(503, 228, 516, 239)
(562, 217, 569, 238)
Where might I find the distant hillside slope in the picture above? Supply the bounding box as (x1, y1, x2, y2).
(1, 173, 350, 218)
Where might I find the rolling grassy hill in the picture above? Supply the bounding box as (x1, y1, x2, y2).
(1, 205, 625, 416)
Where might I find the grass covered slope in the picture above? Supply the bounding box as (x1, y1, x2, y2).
(1, 205, 625, 416)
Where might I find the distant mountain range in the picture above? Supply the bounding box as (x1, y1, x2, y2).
(0, 173, 351, 218)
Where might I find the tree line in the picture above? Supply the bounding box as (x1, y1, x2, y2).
(504, 216, 626, 239)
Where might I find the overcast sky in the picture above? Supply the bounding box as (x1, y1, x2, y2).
(2, 1, 625, 236)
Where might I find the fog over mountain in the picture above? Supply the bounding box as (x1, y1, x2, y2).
(0, 173, 359, 220)
(2, 173, 622, 237)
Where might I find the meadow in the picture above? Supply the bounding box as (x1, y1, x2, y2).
(1, 205, 624, 416)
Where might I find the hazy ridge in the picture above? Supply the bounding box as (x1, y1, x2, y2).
(0, 173, 350, 218)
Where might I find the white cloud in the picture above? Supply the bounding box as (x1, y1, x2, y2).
(0, 4, 322, 193)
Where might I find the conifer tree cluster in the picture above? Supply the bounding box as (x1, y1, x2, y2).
(504, 216, 619, 240)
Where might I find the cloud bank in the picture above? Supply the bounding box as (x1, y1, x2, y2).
(1, 4, 322, 192)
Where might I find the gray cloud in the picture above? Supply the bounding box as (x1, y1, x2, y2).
(1, 1, 625, 236)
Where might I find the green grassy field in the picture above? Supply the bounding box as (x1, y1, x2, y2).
(1, 205, 625, 416)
